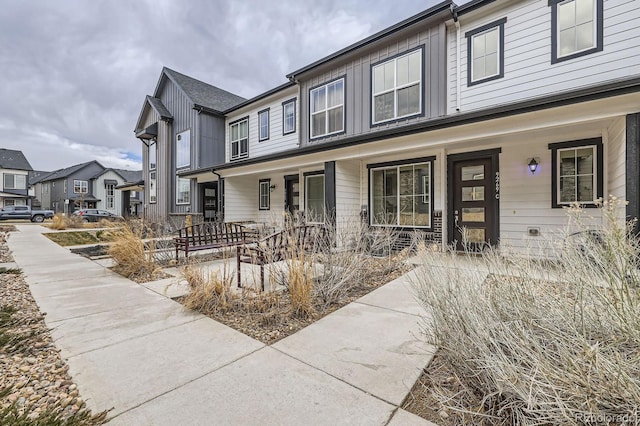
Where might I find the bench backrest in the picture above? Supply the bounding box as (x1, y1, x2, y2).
(259, 225, 328, 257)
(178, 222, 251, 245)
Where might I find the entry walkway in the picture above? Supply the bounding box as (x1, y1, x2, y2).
(8, 225, 437, 425)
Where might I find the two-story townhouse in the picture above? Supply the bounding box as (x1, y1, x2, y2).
(134, 67, 245, 226)
(175, 0, 640, 252)
(91, 168, 143, 217)
(0, 149, 33, 208)
(38, 161, 105, 214)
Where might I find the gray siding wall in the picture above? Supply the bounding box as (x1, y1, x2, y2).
(63, 163, 104, 199)
(299, 23, 447, 147)
(199, 113, 226, 168)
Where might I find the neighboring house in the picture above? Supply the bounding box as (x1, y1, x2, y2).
(133, 67, 246, 225)
(0, 149, 33, 208)
(91, 168, 143, 217)
(37, 161, 104, 214)
(28, 170, 51, 208)
(144, 0, 640, 252)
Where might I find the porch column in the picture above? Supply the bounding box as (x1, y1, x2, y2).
(626, 113, 640, 233)
(324, 161, 336, 225)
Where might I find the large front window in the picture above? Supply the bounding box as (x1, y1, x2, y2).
(310, 78, 344, 138)
(176, 177, 190, 205)
(3, 174, 26, 190)
(176, 130, 190, 169)
(73, 180, 88, 194)
(305, 174, 325, 223)
(549, 138, 603, 207)
(370, 161, 432, 228)
(230, 118, 249, 160)
(372, 49, 422, 124)
(551, 0, 602, 63)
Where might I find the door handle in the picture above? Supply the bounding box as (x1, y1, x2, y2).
(454, 210, 459, 227)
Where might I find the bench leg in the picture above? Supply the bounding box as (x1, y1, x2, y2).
(260, 264, 265, 292)
(237, 252, 242, 288)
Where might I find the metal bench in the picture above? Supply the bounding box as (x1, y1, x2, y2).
(236, 224, 328, 290)
(174, 222, 256, 259)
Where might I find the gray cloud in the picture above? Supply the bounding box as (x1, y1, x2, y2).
(0, 0, 439, 171)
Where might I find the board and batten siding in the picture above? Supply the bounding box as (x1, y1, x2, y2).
(447, 0, 640, 113)
(199, 113, 226, 169)
(94, 170, 125, 214)
(299, 23, 447, 147)
(225, 87, 299, 163)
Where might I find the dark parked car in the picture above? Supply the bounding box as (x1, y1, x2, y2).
(72, 209, 123, 222)
(0, 206, 54, 223)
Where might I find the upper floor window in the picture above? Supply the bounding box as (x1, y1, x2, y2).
(149, 171, 157, 204)
(176, 177, 190, 205)
(283, 99, 296, 135)
(258, 109, 270, 141)
(466, 18, 506, 86)
(550, 0, 603, 63)
(73, 180, 88, 194)
(259, 179, 270, 210)
(549, 138, 603, 208)
(230, 118, 249, 160)
(4, 174, 26, 190)
(310, 78, 344, 139)
(372, 48, 422, 124)
(176, 130, 190, 169)
(149, 142, 157, 170)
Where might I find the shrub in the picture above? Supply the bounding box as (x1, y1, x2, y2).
(182, 262, 234, 313)
(412, 198, 640, 425)
(108, 224, 160, 281)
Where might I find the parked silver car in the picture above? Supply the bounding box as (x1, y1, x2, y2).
(72, 209, 123, 222)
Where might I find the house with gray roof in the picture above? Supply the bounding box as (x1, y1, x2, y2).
(134, 67, 245, 225)
(0, 148, 33, 208)
(36, 161, 104, 214)
(91, 168, 143, 217)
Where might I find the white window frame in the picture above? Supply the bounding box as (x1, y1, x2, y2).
(557, 0, 596, 58)
(176, 177, 191, 205)
(176, 130, 191, 169)
(370, 161, 432, 229)
(258, 109, 270, 141)
(230, 118, 249, 160)
(310, 78, 344, 139)
(466, 18, 506, 86)
(259, 179, 270, 210)
(106, 184, 115, 209)
(371, 49, 422, 125)
(304, 173, 325, 224)
(3, 174, 26, 190)
(73, 180, 88, 194)
(283, 99, 296, 135)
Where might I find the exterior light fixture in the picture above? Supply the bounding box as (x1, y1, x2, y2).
(528, 157, 539, 174)
(269, 184, 277, 192)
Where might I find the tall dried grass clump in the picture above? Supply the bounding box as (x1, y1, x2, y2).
(287, 247, 313, 318)
(49, 214, 84, 230)
(108, 223, 159, 281)
(182, 262, 234, 313)
(412, 197, 640, 425)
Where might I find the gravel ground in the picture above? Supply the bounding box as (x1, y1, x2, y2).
(0, 230, 106, 424)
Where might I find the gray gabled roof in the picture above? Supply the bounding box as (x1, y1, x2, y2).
(28, 170, 52, 185)
(146, 96, 172, 120)
(0, 149, 33, 171)
(40, 160, 104, 182)
(160, 67, 246, 113)
(114, 169, 142, 183)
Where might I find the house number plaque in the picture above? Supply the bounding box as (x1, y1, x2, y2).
(495, 171, 500, 200)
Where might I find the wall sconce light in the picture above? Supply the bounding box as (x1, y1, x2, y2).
(527, 157, 539, 174)
(269, 184, 277, 192)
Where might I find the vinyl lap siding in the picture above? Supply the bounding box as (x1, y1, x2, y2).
(335, 160, 361, 236)
(448, 0, 640, 114)
(606, 117, 626, 221)
(223, 176, 257, 223)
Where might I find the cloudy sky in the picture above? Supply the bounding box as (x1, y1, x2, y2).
(0, 0, 443, 172)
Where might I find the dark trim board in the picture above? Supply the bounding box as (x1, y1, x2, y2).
(179, 77, 640, 177)
(626, 113, 640, 233)
(447, 148, 501, 248)
(324, 161, 336, 225)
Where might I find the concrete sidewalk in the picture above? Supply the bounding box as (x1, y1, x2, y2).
(8, 225, 437, 425)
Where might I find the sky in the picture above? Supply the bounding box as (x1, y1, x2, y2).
(0, 0, 443, 173)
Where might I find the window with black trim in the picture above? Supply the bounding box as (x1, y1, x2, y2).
(550, 0, 603, 63)
(310, 78, 344, 138)
(305, 173, 325, 223)
(466, 18, 506, 86)
(176, 177, 190, 205)
(282, 99, 296, 135)
(369, 159, 433, 228)
(549, 138, 603, 208)
(230, 117, 249, 160)
(258, 109, 270, 141)
(372, 48, 422, 124)
(259, 179, 270, 210)
(73, 180, 88, 194)
(3, 174, 26, 190)
(149, 142, 157, 170)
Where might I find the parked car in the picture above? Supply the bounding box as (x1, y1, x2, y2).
(72, 209, 124, 222)
(0, 205, 54, 223)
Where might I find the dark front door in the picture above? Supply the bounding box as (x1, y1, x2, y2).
(284, 175, 300, 218)
(202, 183, 217, 221)
(450, 155, 499, 251)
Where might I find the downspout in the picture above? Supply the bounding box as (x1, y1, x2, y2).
(452, 6, 461, 112)
(211, 169, 224, 222)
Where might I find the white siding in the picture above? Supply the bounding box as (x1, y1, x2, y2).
(224, 173, 287, 226)
(606, 116, 626, 221)
(335, 159, 362, 237)
(447, 0, 640, 113)
(93, 170, 126, 215)
(225, 87, 299, 162)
